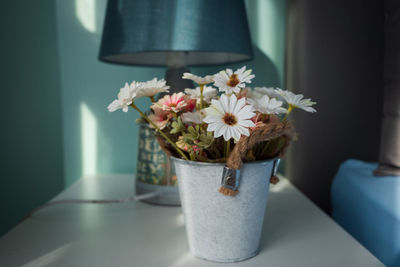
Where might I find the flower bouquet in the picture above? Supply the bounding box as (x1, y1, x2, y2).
(108, 66, 316, 262)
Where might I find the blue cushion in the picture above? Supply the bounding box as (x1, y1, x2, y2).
(331, 159, 400, 267)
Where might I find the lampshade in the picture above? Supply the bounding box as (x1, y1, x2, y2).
(99, 0, 253, 66)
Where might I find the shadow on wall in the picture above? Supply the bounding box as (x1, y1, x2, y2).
(286, 0, 383, 213)
(58, 0, 282, 187)
(0, 0, 64, 237)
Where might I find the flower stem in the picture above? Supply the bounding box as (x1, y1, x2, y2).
(130, 102, 189, 160)
(199, 84, 204, 110)
(225, 140, 231, 158)
(283, 104, 293, 121)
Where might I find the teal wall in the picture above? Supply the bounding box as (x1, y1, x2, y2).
(56, 0, 164, 186)
(57, 0, 287, 186)
(0, 0, 286, 236)
(0, 0, 64, 236)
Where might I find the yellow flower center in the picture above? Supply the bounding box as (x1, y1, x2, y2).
(223, 113, 237, 126)
(226, 74, 240, 87)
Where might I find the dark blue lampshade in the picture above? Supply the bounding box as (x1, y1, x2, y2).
(99, 0, 253, 66)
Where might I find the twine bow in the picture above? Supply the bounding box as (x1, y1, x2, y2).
(219, 121, 296, 196)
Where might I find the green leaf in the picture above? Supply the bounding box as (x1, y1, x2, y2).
(170, 117, 185, 134)
(188, 126, 197, 136)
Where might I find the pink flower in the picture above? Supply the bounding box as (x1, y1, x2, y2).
(176, 137, 202, 154)
(148, 106, 173, 130)
(185, 98, 196, 112)
(192, 145, 201, 153)
(251, 112, 279, 125)
(176, 136, 190, 151)
(152, 92, 187, 113)
(236, 88, 249, 99)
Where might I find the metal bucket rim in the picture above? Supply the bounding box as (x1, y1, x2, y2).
(170, 156, 277, 167)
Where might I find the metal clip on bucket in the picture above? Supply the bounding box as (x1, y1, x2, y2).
(219, 167, 241, 196)
(270, 158, 280, 184)
(220, 158, 281, 196)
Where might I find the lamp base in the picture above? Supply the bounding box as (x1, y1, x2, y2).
(136, 180, 181, 206)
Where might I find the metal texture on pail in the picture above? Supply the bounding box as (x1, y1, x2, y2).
(171, 157, 277, 262)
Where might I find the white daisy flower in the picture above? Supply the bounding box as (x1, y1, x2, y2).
(107, 83, 136, 112)
(248, 95, 287, 114)
(276, 89, 317, 113)
(184, 86, 217, 104)
(204, 94, 256, 141)
(255, 87, 281, 99)
(182, 73, 214, 85)
(181, 111, 204, 124)
(134, 78, 170, 98)
(213, 66, 255, 94)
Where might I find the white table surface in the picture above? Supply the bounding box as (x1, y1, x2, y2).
(0, 174, 384, 267)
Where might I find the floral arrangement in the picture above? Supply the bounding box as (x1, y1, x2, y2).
(107, 66, 316, 163)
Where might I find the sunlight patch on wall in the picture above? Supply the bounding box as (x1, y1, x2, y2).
(247, 0, 286, 85)
(256, 0, 278, 66)
(75, 0, 96, 33)
(81, 102, 97, 176)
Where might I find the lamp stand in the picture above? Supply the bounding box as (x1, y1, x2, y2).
(165, 66, 193, 94)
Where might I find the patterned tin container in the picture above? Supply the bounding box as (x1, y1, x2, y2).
(136, 123, 180, 206)
(171, 156, 279, 262)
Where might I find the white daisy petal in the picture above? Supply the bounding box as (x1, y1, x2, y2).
(236, 125, 250, 136)
(228, 94, 238, 113)
(231, 127, 241, 141)
(235, 66, 246, 76)
(210, 99, 225, 114)
(223, 127, 231, 141)
(203, 93, 255, 141)
(185, 86, 217, 104)
(237, 110, 255, 121)
(182, 73, 214, 84)
(213, 66, 255, 94)
(254, 87, 281, 99)
(134, 78, 169, 98)
(233, 98, 246, 115)
(107, 100, 121, 112)
(107, 82, 137, 112)
(247, 94, 289, 115)
(238, 119, 256, 128)
(203, 115, 222, 124)
(206, 122, 220, 131)
(220, 94, 230, 112)
(278, 89, 317, 113)
(232, 86, 241, 94)
(215, 124, 228, 139)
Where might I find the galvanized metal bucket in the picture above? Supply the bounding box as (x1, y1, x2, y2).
(171, 157, 279, 262)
